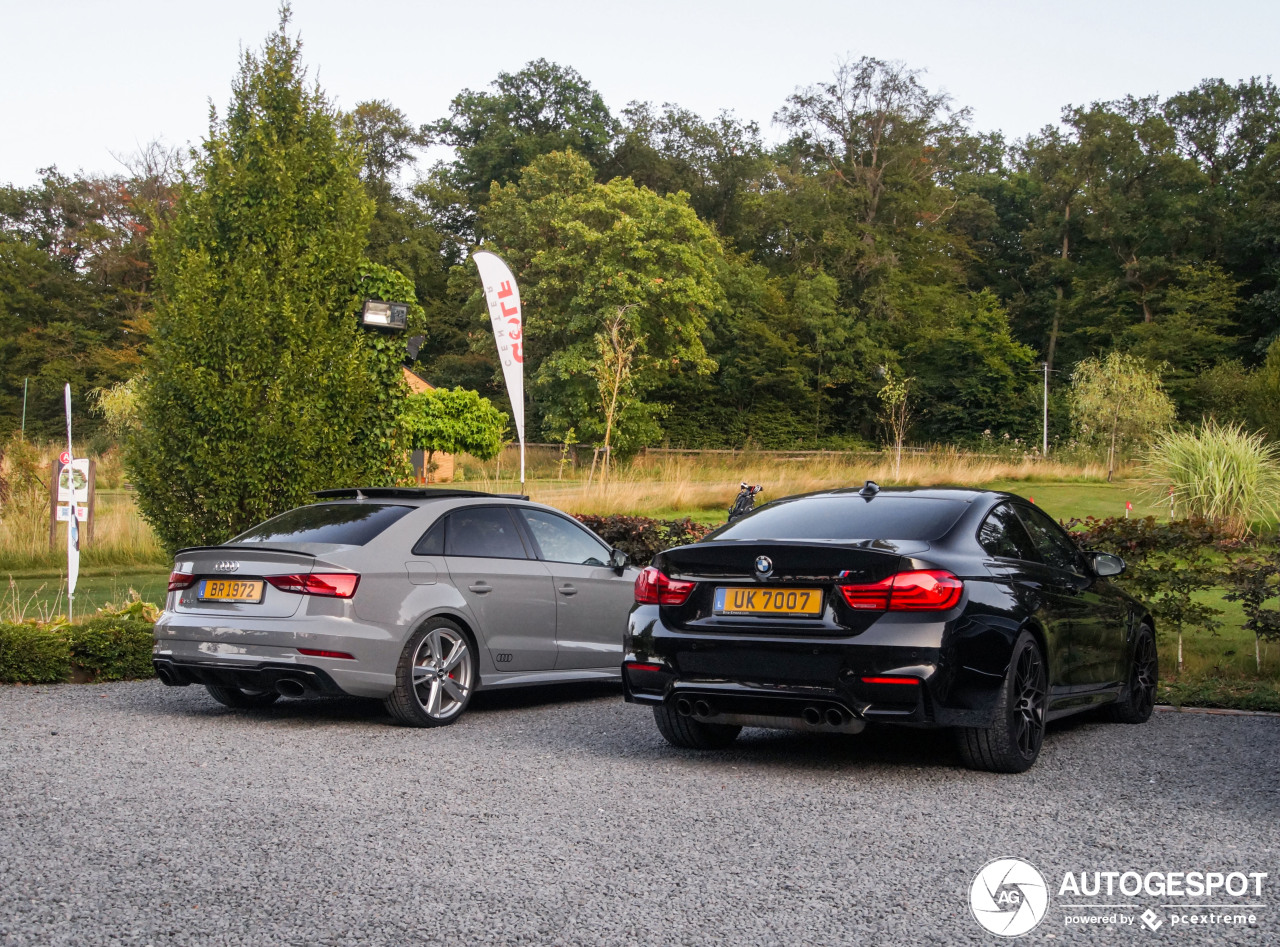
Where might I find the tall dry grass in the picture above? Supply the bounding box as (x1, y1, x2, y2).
(464, 448, 1114, 516)
(0, 439, 164, 571)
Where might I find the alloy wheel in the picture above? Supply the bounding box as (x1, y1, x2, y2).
(411, 627, 473, 721)
(1012, 645, 1047, 758)
(1132, 632, 1158, 718)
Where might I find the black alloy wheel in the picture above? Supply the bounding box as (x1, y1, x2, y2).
(1105, 624, 1158, 724)
(653, 704, 742, 750)
(956, 631, 1047, 773)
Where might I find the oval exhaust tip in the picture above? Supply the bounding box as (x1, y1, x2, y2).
(693, 700, 712, 718)
(801, 706, 822, 726)
(825, 708, 845, 726)
(275, 678, 306, 698)
(675, 698, 693, 717)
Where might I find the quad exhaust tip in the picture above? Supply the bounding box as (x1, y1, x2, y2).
(675, 698, 693, 717)
(802, 706, 822, 726)
(693, 700, 712, 718)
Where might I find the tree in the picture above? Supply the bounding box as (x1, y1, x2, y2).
(128, 13, 402, 551)
(400, 387, 507, 477)
(0, 161, 172, 439)
(1069, 352, 1176, 480)
(427, 59, 618, 204)
(877, 368, 913, 479)
(590, 306, 641, 483)
(477, 150, 721, 451)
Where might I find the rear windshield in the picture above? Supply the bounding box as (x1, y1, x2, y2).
(708, 496, 968, 543)
(232, 503, 413, 546)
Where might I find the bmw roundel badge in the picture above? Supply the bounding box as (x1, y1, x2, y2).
(754, 555, 773, 576)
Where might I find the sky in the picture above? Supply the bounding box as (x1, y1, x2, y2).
(3, 0, 1278, 186)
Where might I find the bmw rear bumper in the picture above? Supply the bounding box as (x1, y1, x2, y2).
(623, 606, 1003, 729)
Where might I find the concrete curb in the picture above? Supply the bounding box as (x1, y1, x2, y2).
(1156, 703, 1280, 718)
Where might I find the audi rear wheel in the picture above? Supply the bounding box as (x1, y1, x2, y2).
(205, 683, 280, 709)
(386, 620, 476, 727)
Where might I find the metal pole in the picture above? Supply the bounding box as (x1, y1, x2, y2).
(1042, 362, 1049, 457)
(20, 377, 28, 440)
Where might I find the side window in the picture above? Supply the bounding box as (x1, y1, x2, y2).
(411, 519, 445, 556)
(1017, 505, 1084, 574)
(978, 504, 1036, 560)
(519, 509, 611, 565)
(442, 507, 528, 560)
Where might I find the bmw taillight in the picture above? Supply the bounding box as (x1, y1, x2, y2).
(634, 566, 695, 606)
(168, 571, 195, 592)
(265, 573, 360, 599)
(839, 570, 962, 612)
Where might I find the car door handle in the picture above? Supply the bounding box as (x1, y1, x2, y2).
(558, 584, 578, 596)
(468, 582, 493, 594)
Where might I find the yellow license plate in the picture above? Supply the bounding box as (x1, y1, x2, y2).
(714, 587, 823, 617)
(199, 579, 265, 603)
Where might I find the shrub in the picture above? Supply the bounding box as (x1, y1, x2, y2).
(575, 514, 713, 564)
(0, 622, 70, 683)
(1064, 515, 1226, 557)
(68, 617, 156, 681)
(1144, 419, 1280, 537)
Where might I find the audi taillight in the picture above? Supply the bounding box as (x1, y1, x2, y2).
(265, 573, 360, 599)
(168, 571, 195, 592)
(634, 566, 695, 606)
(839, 570, 962, 612)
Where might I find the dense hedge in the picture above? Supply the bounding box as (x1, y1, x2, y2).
(0, 617, 155, 684)
(0, 622, 71, 683)
(69, 617, 157, 681)
(575, 514, 714, 565)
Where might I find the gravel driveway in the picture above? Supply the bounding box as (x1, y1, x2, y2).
(1, 682, 1276, 946)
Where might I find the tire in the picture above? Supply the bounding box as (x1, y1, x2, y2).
(653, 704, 741, 750)
(1103, 624, 1157, 724)
(385, 619, 477, 727)
(205, 682, 280, 709)
(956, 631, 1047, 774)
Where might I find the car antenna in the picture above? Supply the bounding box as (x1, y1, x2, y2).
(355, 488, 365, 502)
(858, 480, 880, 499)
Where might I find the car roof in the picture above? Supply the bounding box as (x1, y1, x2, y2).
(786, 486, 1004, 503)
(312, 487, 531, 503)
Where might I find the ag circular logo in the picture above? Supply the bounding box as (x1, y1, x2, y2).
(969, 858, 1049, 937)
(754, 555, 773, 576)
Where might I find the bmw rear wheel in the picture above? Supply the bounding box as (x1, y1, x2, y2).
(386, 619, 476, 727)
(653, 704, 742, 750)
(1104, 624, 1157, 724)
(956, 631, 1047, 773)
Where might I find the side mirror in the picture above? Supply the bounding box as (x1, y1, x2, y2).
(610, 547, 629, 574)
(1090, 552, 1126, 577)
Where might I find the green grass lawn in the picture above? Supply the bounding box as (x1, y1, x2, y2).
(3, 569, 169, 622)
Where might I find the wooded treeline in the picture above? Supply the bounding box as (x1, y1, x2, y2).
(4, 56, 1279, 450)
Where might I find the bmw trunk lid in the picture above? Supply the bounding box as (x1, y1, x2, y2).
(652, 540, 924, 634)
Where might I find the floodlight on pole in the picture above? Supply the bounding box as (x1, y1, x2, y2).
(360, 299, 409, 330)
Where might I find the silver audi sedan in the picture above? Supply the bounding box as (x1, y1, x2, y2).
(153, 488, 638, 726)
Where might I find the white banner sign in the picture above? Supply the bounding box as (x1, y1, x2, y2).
(57, 459, 89, 502)
(64, 383, 79, 609)
(471, 250, 526, 485)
